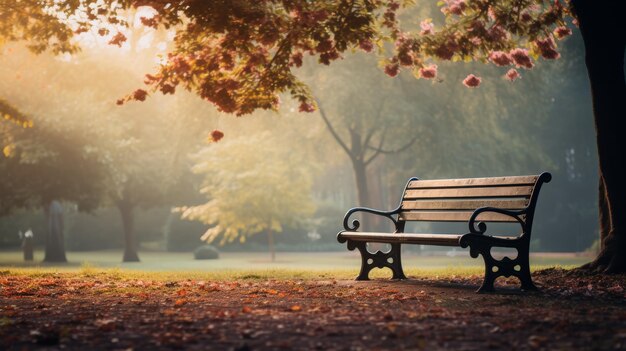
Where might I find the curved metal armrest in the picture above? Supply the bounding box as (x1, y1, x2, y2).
(468, 207, 526, 234)
(342, 206, 402, 231)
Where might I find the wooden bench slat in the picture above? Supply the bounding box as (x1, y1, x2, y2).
(404, 186, 533, 199)
(339, 232, 462, 246)
(398, 211, 519, 222)
(401, 199, 528, 210)
(407, 175, 538, 189)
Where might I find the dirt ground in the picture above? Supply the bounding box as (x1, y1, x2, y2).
(1, 269, 625, 350)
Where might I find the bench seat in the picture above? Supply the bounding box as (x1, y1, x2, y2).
(339, 232, 462, 246)
(338, 232, 518, 246)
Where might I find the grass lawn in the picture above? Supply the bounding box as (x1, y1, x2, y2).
(0, 249, 592, 275)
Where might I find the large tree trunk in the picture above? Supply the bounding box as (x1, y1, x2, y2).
(117, 200, 140, 262)
(43, 200, 67, 263)
(572, 0, 626, 273)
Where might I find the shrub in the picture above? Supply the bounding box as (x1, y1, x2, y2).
(193, 245, 220, 260)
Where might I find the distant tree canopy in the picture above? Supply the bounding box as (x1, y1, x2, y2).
(0, 120, 105, 216)
(177, 132, 316, 261)
(0, 42, 211, 261)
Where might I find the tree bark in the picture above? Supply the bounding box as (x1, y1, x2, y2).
(572, 0, 626, 272)
(117, 200, 140, 262)
(43, 200, 67, 263)
(352, 158, 375, 230)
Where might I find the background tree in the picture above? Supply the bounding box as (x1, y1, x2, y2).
(0, 113, 106, 262)
(177, 132, 317, 262)
(0, 39, 212, 262)
(310, 55, 417, 230)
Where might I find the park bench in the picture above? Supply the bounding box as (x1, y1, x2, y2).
(337, 172, 551, 292)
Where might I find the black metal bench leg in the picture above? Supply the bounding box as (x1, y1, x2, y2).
(516, 248, 538, 291)
(477, 250, 498, 293)
(353, 242, 371, 280)
(389, 243, 408, 280)
(462, 235, 539, 293)
(348, 241, 407, 281)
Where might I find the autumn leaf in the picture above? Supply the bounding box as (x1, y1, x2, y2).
(207, 130, 224, 143)
(289, 305, 302, 312)
(132, 89, 148, 101)
(108, 32, 127, 47)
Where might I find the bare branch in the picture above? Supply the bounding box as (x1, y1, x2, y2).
(315, 98, 353, 158)
(364, 124, 388, 165)
(362, 97, 387, 148)
(366, 134, 418, 165)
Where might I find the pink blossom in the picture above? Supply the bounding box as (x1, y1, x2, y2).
(419, 64, 438, 79)
(505, 68, 520, 81)
(359, 40, 374, 52)
(487, 25, 508, 43)
(470, 37, 482, 46)
(398, 52, 413, 66)
(298, 101, 315, 113)
(384, 63, 400, 77)
(316, 39, 333, 53)
(462, 74, 481, 88)
(442, 0, 466, 15)
(509, 48, 534, 69)
(434, 38, 459, 60)
(554, 26, 572, 40)
(290, 52, 303, 67)
(469, 20, 485, 34)
(535, 37, 560, 60)
(488, 51, 512, 66)
(420, 20, 434, 35)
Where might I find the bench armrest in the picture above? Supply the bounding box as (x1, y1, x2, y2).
(342, 206, 402, 232)
(468, 207, 526, 234)
(342, 177, 418, 232)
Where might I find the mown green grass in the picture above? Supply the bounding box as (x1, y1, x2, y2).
(0, 249, 590, 281)
(1, 264, 581, 282)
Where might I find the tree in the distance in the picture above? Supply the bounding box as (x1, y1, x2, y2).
(0, 116, 106, 262)
(308, 54, 417, 225)
(177, 132, 316, 262)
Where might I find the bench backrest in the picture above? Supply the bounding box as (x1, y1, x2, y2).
(398, 173, 550, 223)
